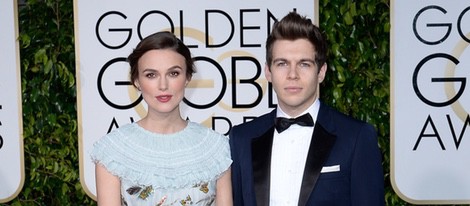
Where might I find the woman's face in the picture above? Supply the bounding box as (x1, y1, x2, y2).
(134, 49, 189, 116)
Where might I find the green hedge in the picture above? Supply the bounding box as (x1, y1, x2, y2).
(10, 0, 94, 205)
(0, 0, 439, 205)
(319, 0, 395, 204)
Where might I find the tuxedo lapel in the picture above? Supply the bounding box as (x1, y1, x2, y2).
(298, 123, 336, 206)
(251, 127, 275, 206)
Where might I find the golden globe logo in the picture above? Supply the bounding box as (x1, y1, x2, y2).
(92, 9, 285, 134)
(411, 5, 470, 151)
(391, 1, 470, 204)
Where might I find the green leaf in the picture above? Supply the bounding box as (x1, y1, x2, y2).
(19, 34, 31, 48)
(344, 11, 354, 25)
(336, 66, 346, 82)
(333, 87, 342, 99)
(34, 48, 47, 65)
(45, 59, 53, 74)
(31, 66, 40, 73)
(53, 161, 59, 173)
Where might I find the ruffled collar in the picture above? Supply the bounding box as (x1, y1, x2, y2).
(91, 122, 232, 189)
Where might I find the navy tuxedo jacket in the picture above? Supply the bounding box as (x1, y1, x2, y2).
(229, 102, 384, 206)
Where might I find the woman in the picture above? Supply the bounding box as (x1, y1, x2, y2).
(91, 31, 232, 206)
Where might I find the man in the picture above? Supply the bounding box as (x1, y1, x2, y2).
(229, 11, 384, 206)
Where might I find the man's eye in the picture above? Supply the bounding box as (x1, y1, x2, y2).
(300, 62, 312, 67)
(276, 62, 287, 67)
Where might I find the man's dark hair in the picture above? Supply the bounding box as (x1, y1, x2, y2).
(265, 12, 327, 70)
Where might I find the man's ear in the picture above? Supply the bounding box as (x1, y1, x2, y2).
(264, 63, 272, 83)
(318, 63, 327, 83)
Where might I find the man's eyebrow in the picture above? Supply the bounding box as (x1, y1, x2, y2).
(272, 58, 287, 62)
(272, 58, 315, 63)
(299, 58, 316, 63)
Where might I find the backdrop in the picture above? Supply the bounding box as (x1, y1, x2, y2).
(391, 0, 470, 204)
(74, 0, 318, 199)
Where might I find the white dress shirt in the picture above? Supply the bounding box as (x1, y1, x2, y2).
(269, 100, 320, 206)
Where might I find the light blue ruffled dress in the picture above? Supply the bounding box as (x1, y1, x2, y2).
(90, 121, 232, 206)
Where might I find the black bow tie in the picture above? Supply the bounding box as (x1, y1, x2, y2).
(275, 113, 314, 133)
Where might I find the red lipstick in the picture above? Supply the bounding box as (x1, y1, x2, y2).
(156, 95, 172, 103)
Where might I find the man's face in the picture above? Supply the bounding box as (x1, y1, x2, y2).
(265, 39, 326, 117)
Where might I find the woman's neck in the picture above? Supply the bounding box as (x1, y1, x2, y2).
(138, 112, 187, 134)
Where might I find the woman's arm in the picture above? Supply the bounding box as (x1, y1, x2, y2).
(95, 163, 121, 206)
(215, 167, 233, 206)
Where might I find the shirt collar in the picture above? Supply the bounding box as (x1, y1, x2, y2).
(276, 99, 320, 124)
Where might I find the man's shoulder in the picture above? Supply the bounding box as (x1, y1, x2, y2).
(230, 110, 275, 137)
(319, 103, 375, 131)
(236, 111, 274, 128)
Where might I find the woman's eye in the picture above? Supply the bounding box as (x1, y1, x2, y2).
(169, 71, 180, 77)
(145, 73, 155, 78)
